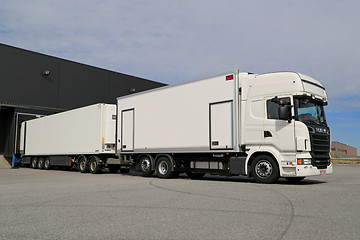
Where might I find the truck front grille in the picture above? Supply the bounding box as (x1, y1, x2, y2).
(310, 132, 331, 169)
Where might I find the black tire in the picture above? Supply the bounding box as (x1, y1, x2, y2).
(120, 168, 130, 174)
(44, 157, 51, 170)
(37, 157, 45, 169)
(89, 156, 102, 174)
(186, 172, 206, 179)
(139, 155, 154, 177)
(251, 155, 279, 184)
(31, 158, 38, 169)
(156, 156, 174, 179)
(285, 177, 305, 183)
(108, 165, 120, 173)
(79, 156, 89, 173)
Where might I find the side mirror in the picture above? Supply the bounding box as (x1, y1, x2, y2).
(271, 97, 287, 106)
(279, 105, 292, 121)
(278, 99, 287, 106)
(271, 96, 280, 104)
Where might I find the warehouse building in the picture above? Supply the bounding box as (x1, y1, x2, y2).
(330, 141, 358, 158)
(0, 43, 165, 166)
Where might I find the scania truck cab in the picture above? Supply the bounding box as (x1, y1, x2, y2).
(242, 72, 332, 183)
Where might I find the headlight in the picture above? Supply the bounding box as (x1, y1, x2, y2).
(297, 158, 312, 165)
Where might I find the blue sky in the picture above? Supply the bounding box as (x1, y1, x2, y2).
(1, 0, 359, 153)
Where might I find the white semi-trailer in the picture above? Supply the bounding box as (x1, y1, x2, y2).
(117, 70, 332, 183)
(20, 103, 128, 173)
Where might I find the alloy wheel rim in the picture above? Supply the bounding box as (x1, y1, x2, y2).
(141, 158, 150, 171)
(255, 160, 273, 179)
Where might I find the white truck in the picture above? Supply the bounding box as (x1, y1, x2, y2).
(117, 70, 332, 183)
(20, 103, 129, 173)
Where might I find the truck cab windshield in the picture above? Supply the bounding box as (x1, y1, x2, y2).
(294, 97, 327, 126)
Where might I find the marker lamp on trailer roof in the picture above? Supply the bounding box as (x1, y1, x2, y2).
(226, 74, 234, 81)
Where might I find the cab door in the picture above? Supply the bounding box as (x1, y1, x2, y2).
(263, 96, 296, 153)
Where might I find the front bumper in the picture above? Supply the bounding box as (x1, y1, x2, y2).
(281, 163, 333, 177)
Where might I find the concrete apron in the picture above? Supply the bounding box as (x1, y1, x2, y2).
(0, 155, 11, 169)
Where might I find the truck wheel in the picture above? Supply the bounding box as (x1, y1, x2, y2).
(79, 156, 89, 173)
(186, 172, 206, 179)
(251, 155, 279, 184)
(156, 156, 173, 179)
(89, 156, 102, 174)
(285, 177, 305, 183)
(139, 155, 154, 177)
(31, 158, 38, 169)
(108, 165, 120, 173)
(37, 157, 45, 169)
(44, 158, 51, 170)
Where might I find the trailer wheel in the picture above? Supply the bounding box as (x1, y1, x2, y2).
(31, 157, 38, 169)
(89, 156, 102, 174)
(79, 156, 89, 173)
(44, 158, 51, 170)
(186, 172, 206, 179)
(156, 156, 173, 179)
(139, 155, 154, 177)
(37, 157, 45, 169)
(285, 177, 305, 183)
(251, 155, 279, 184)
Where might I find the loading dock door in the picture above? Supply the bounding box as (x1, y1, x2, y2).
(121, 109, 134, 151)
(210, 101, 233, 150)
(14, 113, 43, 154)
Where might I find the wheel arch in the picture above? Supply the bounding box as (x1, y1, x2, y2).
(246, 151, 278, 178)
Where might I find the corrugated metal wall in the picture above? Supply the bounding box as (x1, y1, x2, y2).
(0, 43, 166, 157)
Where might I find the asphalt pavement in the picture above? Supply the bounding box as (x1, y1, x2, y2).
(0, 164, 359, 240)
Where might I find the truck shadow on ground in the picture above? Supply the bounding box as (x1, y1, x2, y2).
(123, 170, 326, 185)
(29, 167, 326, 185)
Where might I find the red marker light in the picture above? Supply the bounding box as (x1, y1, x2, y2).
(226, 75, 234, 81)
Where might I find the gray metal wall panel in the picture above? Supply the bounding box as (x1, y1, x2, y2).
(57, 61, 109, 108)
(0, 46, 60, 108)
(0, 43, 165, 110)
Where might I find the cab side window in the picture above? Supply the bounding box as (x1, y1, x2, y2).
(266, 97, 290, 119)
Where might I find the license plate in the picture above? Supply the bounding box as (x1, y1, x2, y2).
(320, 170, 326, 175)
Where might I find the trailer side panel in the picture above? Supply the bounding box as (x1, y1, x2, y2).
(117, 73, 238, 153)
(22, 104, 116, 156)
